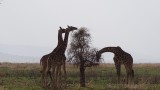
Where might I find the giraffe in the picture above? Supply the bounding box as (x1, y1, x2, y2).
(57, 26, 78, 79)
(48, 26, 77, 88)
(40, 27, 65, 87)
(96, 46, 134, 84)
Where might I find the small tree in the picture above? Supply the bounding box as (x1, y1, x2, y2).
(67, 27, 98, 87)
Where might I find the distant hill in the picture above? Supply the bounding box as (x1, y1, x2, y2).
(0, 44, 54, 63)
(0, 44, 53, 57)
(0, 52, 39, 63)
(0, 44, 159, 63)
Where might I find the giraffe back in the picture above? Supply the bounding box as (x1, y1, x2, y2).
(114, 47, 133, 65)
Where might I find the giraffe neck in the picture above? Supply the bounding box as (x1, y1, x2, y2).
(98, 47, 120, 55)
(52, 30, 71, 54)
(63, 30, 70, 47)
(57, 30, 64, 46)
(50, 30, 64, 54)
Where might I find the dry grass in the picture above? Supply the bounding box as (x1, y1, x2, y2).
(0, 63, 41, 70)
(0, 63, 160, 90)
(0, 86, 5, 90)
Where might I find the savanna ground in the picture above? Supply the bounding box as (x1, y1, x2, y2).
(0, 62, 160, 90)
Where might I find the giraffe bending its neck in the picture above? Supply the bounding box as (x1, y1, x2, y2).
(40, 27, 65, 88)
(96, 46, 134, 84)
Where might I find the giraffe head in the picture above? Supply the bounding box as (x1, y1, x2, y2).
(59, 27, 66, 33)
(96, 51, 101, 62)
(66, 25, 77, 32)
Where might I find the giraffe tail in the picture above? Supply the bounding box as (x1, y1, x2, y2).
(40, 59, 42, 66)
(40, 57, 43, 73)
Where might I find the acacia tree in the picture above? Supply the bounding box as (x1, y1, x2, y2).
(67, 27, 98, 87)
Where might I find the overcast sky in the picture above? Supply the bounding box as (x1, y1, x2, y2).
(0, 0, 160, 63)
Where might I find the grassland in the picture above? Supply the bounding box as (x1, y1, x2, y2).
(0, 63, 160, 90)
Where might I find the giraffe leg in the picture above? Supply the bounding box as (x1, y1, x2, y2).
(57, 65, 62, 86)
(47, 64, 51, 79)
(40, 60, 46, 88)
(124, 65, 129, 84)
(56, 65, 59, 81)
(47, 65, 52, 86)
(128, 70, 132, 84)
(131, 69, 134, 84)
(128, 69, 134, 84)
(51, 65, 56, 89)
(115, 62, 121, 84)
(42, 71, 48, 88)
(44, 70, 48, 88)
(126, 65, 134, 84)
(48, 70, 52, 80)
(126, 70, 129, 84)
(42, 63, 48, 88)
(59, 65, 62, 80)
(41, 70, 45, 87)
(63, 61, 67, 80)
(53, 65, 60, 89)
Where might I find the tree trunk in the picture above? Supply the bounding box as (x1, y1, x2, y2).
(80, 63, 85, 87)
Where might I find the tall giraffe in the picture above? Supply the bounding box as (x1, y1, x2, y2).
(40, 27, 65, 87)
(96, 46, 134, 84)
(58, 26, 78, 78)
(48, 26, 77, 88)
